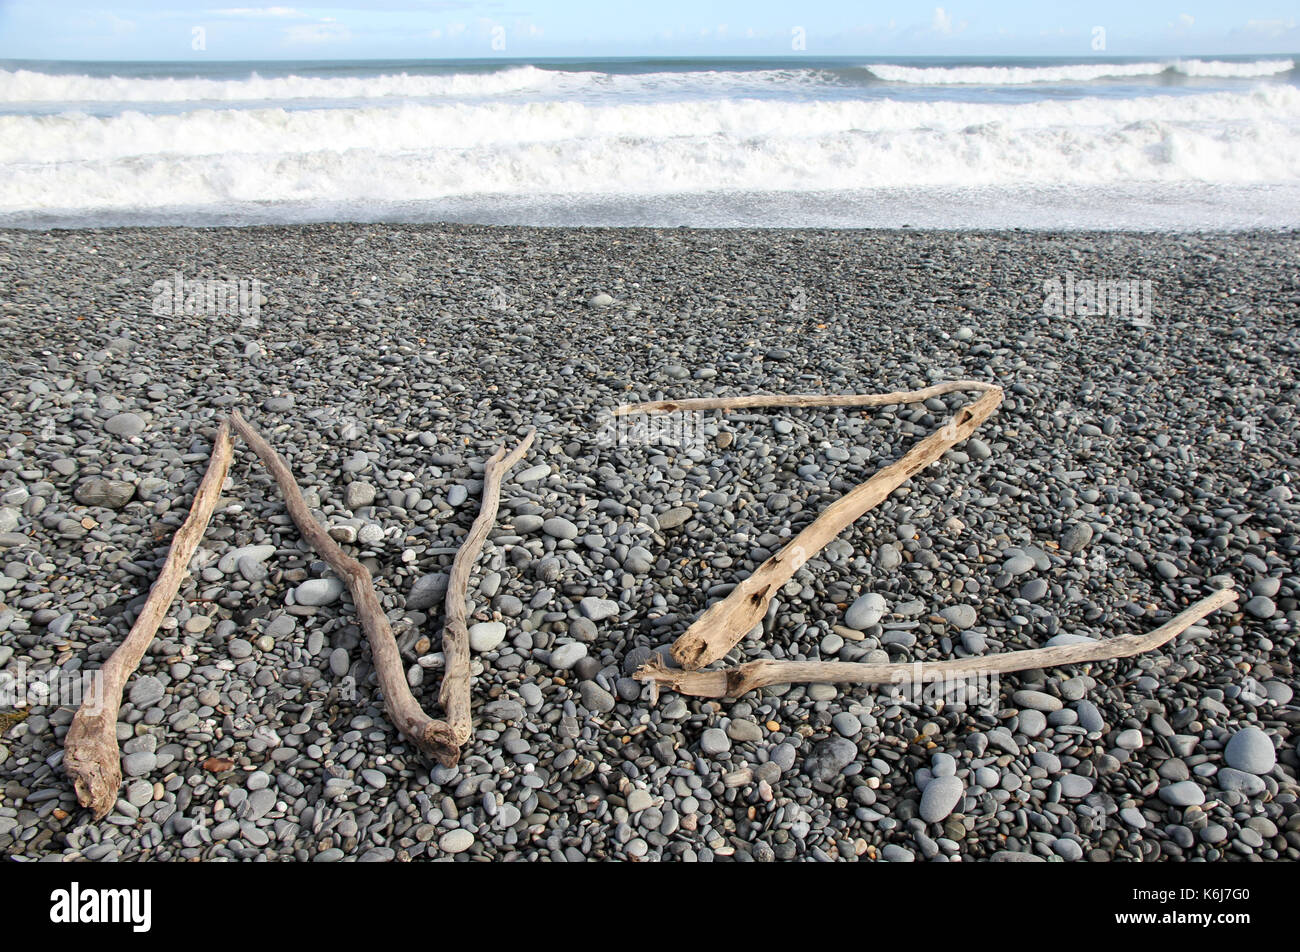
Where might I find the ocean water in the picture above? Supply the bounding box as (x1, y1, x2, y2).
(1, 55, 1297, 229)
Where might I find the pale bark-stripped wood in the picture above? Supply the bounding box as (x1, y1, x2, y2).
(614, 379, 1000, 417)
(669, 385, 1004, 671)
(228, 412, 461, 766)
(441, 429, 536, 746)
(64, 421, 235, 819)
(636, 588, 1237, 700)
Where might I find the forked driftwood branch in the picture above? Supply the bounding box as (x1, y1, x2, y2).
(441, 429, 536, 747)
(634, 587, 1238, 700)
(64, 421, 235, 819)
(228, 412, 461, 766)
(654, 383, 1004, 671)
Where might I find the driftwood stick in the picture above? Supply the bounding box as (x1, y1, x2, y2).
(440, 429, 536, 746)
(64, 421, 235, 819)
(615, 380, 1000, 417)
(228, 412, 461, 766)
(670, 385, 1004, 671)
(636, 588, 1238, 700)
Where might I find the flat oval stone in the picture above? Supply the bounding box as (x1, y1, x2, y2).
(1224, 726, 1275, 775)
(919, 775, 964, 823)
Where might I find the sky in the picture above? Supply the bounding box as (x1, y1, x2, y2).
(0, 1, 1296, 61)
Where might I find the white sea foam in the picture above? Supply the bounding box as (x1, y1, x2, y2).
(2, 86, 1296, 215)
(0, 64, 563, 103)
(864, 58, 1294, 85)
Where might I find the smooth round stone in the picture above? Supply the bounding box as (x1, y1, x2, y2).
(920, 775, 964, 823)
(1060, 523, 1093, 553)
(1223, 727, 1275, 775)
(647, 505, 692, 531)
(804, 736, 857, 782)
(549, 642, 587, 670)
(542, 517, 578, 540)
(831, 712, 862, 738)
(1119, 807, 1146, 829)
(578, 681, 616, 713)
(1115, 729, 1144, 750)
(125, 779, 154, 808)
(844, 593, 887, 630)
(1020, 578, 1048, 602)
(939, 604, 978, 629)
(1052, 838, 1083, 862)
(1215, 767, 1265, 796)
(406, 573, 448, 610)
(344, 482, 376, 509)
(726, 720, 764, 743)
(121, 752, 157, 777)
(700, 729, 731, 756)
(1012, 690, 1062, 712)
(329, 648, 350, 676)
(1058, 775, 1093, 798)
(447, 485, 468, 507)
(74, 478, 135, 509)
(265, 615, 296, 639)
(1200, 823, 1228, 844)
(105, 412, 146, 437)
(440, 830, 474, 854)
(469, 621, 507, 652)
(623, 546, 654, 574)
(1250, 577, 1281, 598)
(1018, 709, 1046, 737)
(1074, 700, 1105, 732)
(295, 578, 344, 606)
(578, 597, 619, 621)
(1003, 555, 1035, 576)
(229, 638, 253, 660)
(1242, 596, 1276, 619)
(128, 676, 165, 708)
(1158, 781, 1205, 807)
(930, 752, 956, 777)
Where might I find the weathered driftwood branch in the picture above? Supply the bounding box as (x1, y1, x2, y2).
(64, 421, 235, 819)
(635, 588, 1238, 700)
(441, 429, 536, 747)
(228, 412, 461, 766)
(669, 384, 1004, 671)
(614, 380, 1000, 417)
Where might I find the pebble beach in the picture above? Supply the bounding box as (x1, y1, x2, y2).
(0, 223, 1297, 862)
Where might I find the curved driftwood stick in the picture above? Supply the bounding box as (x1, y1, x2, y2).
(441, 429, 536, 746)
(615, 380, 1000, 417)
(669, 384, 1004, 671)
(229, 412, 460, 766)
(65, 421, 235, 819)
(636, 588, 1238, 700)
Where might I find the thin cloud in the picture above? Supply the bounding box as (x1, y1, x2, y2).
(283, 21, 351, 44)
(208, 7, 302, 16)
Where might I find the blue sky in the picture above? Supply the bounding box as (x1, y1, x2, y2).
(0, 1, 1296, 60)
